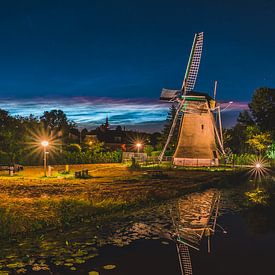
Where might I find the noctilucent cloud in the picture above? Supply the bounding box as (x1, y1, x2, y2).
(0, 0, 273, 129)
(0, 97, 248, 132)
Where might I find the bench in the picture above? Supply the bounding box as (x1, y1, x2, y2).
(0, 164, 23, 172)
(75, 169, 90, 178)
(0, 164, 23, 175)
(146, 170, 164, 177)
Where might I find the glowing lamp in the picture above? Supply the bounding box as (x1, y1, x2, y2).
(41, 140, 49, 147)
(136, 143, 142, 154)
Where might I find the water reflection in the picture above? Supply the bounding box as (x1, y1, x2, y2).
(169, 190, 227, 275)
(0, 182, 275, 274)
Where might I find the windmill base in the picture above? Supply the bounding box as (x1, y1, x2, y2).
(173, 158, 219, 167)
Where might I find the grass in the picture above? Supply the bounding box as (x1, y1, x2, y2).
(0, 163, 240, 238)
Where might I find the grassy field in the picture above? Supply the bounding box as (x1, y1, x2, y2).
(0, 163, 238, 238)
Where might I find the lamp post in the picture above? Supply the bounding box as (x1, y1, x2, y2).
(41, 140, 49, 177)
(136, 143, 141, 154)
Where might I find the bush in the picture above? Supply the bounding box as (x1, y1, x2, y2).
(59, 150, 122, 164)
(232, 154, 257, 165)
(151, 151, 161, 157)
(266, 144, 275, 160)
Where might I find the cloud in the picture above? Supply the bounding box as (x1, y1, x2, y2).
(0, 96, 169, 131)
(0, 97, 248, 132)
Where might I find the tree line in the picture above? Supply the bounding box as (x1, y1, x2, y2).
(0, 109, 121, 165)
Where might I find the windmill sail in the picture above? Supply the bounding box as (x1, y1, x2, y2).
(182, 32, 204, 93)
(160, 32, 204, 101)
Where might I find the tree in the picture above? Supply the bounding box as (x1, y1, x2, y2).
(150, 132, 161, 150)
(41, 110, 70, 130)
(249, 87, 275, 134)
(224, 124, 248, 154)
(0, 110, 28, 164)
(40, 109, 76, 140)
(226, 87, 275, 155)
(245, 125, 272, 153)
(237, 110, 254, 126)
(144, 145, 153, 156)
(0, 109, 11, 128)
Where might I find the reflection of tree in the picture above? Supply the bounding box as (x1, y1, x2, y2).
(244, 188, 269, 206)
(242, 186, 275, 235)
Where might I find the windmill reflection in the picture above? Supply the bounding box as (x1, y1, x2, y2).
(169, 190, 226, 275)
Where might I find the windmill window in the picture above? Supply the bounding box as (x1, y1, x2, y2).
(201, 124, 204, 130)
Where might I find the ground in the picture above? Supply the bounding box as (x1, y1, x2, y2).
(0, 163, 236, 237)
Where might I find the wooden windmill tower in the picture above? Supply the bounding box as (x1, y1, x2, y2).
(159, 32, 225, 166)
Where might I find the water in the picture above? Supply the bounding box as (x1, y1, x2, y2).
(1, 178, 275, 275)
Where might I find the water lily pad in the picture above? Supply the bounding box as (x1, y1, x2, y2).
(53, 260, 64, 266)
(70, 267, 77, 271)
(103, 264, 116, 270)
(83, 254, 98, 260)
(32, 265, 42, 271)
(7, 262, 25, 269)
(64, 263, 73, 267)
(16, 268, 27, 274)
(5, 256, 15, 259)
(0, 271, 9, 275)
(161, 241, 169, 245)
(88, 271, 99, 275)
(75, 258, 85, 264)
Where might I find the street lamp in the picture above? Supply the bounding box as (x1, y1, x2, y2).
(136, 143, 142, 154)
(221, 101, 234, 112)
(41, 140, 49, 177)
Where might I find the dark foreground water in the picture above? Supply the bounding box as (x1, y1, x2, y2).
(1, 178, 275, 275)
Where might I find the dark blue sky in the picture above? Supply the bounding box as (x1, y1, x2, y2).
(0, 0, 274, 101)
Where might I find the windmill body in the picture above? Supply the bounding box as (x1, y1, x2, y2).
(159, 33, 223, 166)
(173, 93, 219, 166)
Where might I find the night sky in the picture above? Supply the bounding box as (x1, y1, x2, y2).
(0, 0, 274, 130)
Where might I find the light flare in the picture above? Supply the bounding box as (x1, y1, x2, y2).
(248, 156, 270, 181)
(24, 127, 62, 164)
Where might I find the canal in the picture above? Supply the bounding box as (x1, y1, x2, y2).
(0, 177, 275, 275)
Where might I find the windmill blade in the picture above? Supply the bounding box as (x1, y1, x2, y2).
(181, 32, 204, 94)
(160, 89, 181, 101)
(213, 80, 218, 100)
(177, 243, 193, 275)
(158, 98, 186, 162)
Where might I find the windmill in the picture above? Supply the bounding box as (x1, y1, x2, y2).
(169, 190, 226, 275)
(159, 32, 225, 166)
